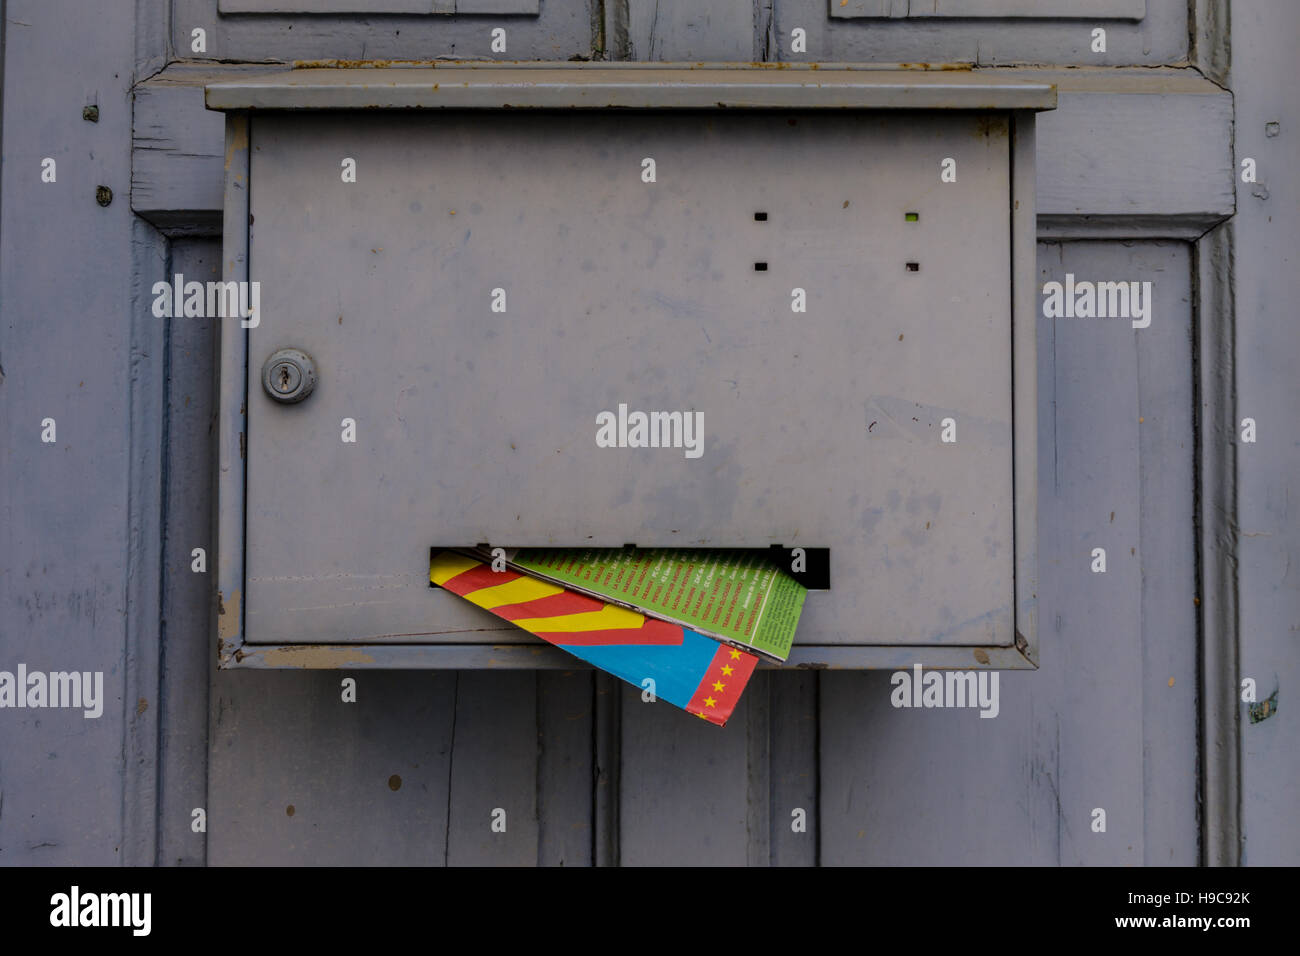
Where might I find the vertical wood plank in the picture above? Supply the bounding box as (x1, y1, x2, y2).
(445, 671, 540, 865)
(1135, 243, 1199, 863)
(769, 671, 818, 866)
(744, 670, 771, 866)
(158, 238, 218, 866)
(1037, 241, 1146, 865)
(593, 672, 622, 866)
(619, 680, 752, 865)
(537, 669, 594, 866)
(207, 671, 458, 864)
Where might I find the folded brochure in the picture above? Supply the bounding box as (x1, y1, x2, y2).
(431, 550, 758, 725)
(465, 547, 806, 663)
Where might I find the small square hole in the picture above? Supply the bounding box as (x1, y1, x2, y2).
(754, 212, 768, 221)
(906, 262, 920, 272)
(905, 212, 919, 222)
(754, 262, 768, 271)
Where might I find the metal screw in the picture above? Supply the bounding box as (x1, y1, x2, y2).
(261, 348, 317, 404)
(83, 105, 99, 123)
(95, 185, 112, 207)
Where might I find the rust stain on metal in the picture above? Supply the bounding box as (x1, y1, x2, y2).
(255, 645, 377, 668)
(973, 648, 991, 665)
(217, 589, 241, 643)
(293, 58, 411, 69)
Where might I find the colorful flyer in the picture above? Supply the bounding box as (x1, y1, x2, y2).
(431, 550, 758, 726)
(504, 548, 806, 662)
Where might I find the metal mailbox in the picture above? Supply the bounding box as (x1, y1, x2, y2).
(206, 65, 1054, 669)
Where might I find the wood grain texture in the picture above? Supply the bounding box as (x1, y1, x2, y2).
(445, 671, 540, 864)
(207, 670, 459, 864)
(0, 0, 139, 865)
(1231, 0, 1300, 867)
(781, 0, 1184, 65)
(157, 238, 218, 866)
(174, 0, 591, 62)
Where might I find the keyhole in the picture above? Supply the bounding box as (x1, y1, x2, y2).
(279, 366, 291, 391)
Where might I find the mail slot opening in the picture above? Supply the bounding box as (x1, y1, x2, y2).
(429, 544, 816, 666)
(430, 545, 830, 591)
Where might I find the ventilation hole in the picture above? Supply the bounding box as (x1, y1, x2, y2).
(754, 211, 768, 221)
(754, 262, 768, 272)
(906, 262, 920, 272)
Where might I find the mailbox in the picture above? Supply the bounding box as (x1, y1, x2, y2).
(206, 65, 1054, 670)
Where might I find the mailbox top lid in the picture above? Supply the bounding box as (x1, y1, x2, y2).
(205, 63, 1057, 112)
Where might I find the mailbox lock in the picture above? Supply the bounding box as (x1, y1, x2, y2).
(261, 348, 317, 404)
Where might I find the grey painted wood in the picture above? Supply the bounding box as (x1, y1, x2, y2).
(834, 0, 1145, 18)
(1036, 78, 1233, 233)
(458, 0, 539, 13)
(1037, 239, 1147, 866)
(537, 670, 594, 865)
(1230, 0, 1299, 867)
(619, 681, 753, 865)
(768, 671, 818, 865)
(173, 0, 595, 62)
(207, 670, 459, 864)
(1195, 223, 1239, 866)
(623, 0, 756, 61)
(1133, 244, 1199, 864)
(444, 671, 540, 864)
(592, 672, 621, 865)
(220, 0, 442, 12)
(157, 238, 218, 866)
(778, 0, 1186, 66)
(0, 0, 138, 865)
(744, 670, 771, 865)
(132, 75, 228, 236)
(820, 669, 1058, 864)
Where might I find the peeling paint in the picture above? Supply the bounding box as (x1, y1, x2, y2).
(224, 118, 248, 172)
(217, 589, 241, 644)
(1249, 689, 1278, 724)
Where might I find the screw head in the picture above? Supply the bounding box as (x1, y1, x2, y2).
(261, 348, 317, 404)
